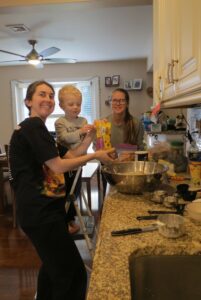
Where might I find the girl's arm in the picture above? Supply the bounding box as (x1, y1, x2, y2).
(45, 148, 115, 174)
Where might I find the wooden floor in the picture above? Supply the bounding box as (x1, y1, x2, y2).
(0, 179, 102, 300)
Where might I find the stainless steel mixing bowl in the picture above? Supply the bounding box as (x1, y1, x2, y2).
(102, 161, 168, 194)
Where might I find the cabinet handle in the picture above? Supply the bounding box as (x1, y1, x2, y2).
(171, 59, 179, 83)
(158, 76, 163, 99)
(154, 77, 161, 101)
(167, 63, 173, 84)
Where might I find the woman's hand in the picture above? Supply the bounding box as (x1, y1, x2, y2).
(94, 148, 116, 164)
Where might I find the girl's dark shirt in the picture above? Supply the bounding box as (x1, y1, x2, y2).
(9, 117, 66, 227)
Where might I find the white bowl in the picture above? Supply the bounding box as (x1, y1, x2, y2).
(186, 202, 201, 222)
(157, 214, 185, 238)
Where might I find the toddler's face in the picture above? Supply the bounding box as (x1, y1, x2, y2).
(61, 94, 82, 119)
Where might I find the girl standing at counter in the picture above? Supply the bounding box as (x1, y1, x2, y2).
(100, 88, 144, 195)
(107, 88, 144, 150)
(9, 80, 114, 300)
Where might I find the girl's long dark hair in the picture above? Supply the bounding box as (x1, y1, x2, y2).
(112, 88, 136, 144)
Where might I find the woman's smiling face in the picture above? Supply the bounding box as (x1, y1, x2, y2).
(111, 90, 128, 115)
(25, 83, 55, 121)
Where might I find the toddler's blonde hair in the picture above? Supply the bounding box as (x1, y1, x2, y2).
(58, 85, 82, 105)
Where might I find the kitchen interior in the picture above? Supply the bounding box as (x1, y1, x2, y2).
(1, 0, 201, 299)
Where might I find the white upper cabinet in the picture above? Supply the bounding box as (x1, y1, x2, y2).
(153, 0, 201, 108)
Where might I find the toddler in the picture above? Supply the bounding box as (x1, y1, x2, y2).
(55, 85, 95, 234)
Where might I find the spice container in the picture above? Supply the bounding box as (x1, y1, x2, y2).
(189, 161, 201, 187)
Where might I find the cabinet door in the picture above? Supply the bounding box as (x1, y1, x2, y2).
(153, 0, 177, 104)
(161, 0, 178, 100)
(154, 0, 201, 108)
(153, 0, 167, 104)
(175, 0, 201, 95)
(153, 0, 162, 105)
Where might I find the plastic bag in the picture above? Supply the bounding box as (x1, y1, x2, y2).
(94, 120, 112, 150)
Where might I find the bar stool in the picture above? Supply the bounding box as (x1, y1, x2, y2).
(65, 167, 97, 265)
(80, 161, 101, 211)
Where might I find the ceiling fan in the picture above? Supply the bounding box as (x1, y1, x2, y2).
(0, 39, 77, 67)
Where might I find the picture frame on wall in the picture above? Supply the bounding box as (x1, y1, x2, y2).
(105, 76, 112, 87)
(112, 75, 120, 86)
(124, 80, 133, 90)
(132, 79, 143, 90)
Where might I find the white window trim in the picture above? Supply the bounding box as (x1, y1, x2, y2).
(11, 76, 100, 130)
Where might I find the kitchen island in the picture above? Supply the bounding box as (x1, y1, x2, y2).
(87, 188, 201, 300)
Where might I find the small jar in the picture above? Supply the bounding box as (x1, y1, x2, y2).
(171, 140, 184, 158)
(169, 140, 188, 173)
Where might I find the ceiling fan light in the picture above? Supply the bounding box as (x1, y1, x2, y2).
(28, 59, 41, 65)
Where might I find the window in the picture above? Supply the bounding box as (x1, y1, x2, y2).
(11, 77, 100, 132)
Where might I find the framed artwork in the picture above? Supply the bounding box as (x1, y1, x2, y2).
(124, 80, 133, 90)
(112, 75, 120, 86)
(105, 76, 112, 87)
(132, 79, 143, 90)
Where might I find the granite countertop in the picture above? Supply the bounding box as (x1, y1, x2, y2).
(87, 188, 201, 300)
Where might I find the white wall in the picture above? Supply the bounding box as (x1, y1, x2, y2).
(0, 59, 153, 148)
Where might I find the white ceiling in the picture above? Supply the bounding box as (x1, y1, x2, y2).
(0, 0, 153, 67)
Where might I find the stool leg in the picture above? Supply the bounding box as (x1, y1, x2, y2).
(81, 189, 92, 217)
(65, 201, 71, 214)
(73, 200, 94, 258)
(65, 167, 95, 259)
(78, 193, 83, 212)
(81, 189, 97, 235)
(97, 166, 101, 209)
(86, 182, 91, 210)
(65, 198, 95, 258)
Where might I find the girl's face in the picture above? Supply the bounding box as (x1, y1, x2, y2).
(25, 84, 55, 121)
(61, 94, 82, 119)
(111, 91, 128, 115)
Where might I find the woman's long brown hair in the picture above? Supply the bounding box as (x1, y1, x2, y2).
(112, 88, 136, 144)
(24, 80, 55, 114)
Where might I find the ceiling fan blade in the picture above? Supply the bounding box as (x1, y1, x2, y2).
(0, 49, 26, 59)
(43, 58, 77, 63)
(0, 59, 26, 63)
(39, 47, 60, 58)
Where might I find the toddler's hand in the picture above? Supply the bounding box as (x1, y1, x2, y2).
(80, 124, 95, 135)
